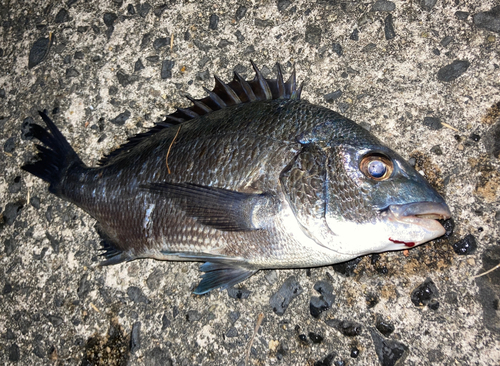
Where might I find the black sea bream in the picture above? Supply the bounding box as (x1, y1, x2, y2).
(22, 62, 451, 294)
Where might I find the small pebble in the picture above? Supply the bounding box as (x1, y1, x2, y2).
(437, 60, 470, 82)
(370, 328, 409, 365)
(130, 322, 141, 353)
(452, 234, 477, 255)
(209, 14, 219, 30)
(411, 278, 439, 307)
(269, 276, 303, 316)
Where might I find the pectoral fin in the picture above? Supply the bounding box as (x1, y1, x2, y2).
(142, 182, 271, 231)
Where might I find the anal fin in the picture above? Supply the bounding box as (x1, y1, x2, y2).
(194, 262, 257, 295)
(95, 224, 134, 266)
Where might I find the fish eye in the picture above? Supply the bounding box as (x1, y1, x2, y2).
(359, 153, 393, 181)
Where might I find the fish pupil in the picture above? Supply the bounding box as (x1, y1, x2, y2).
(368, 160, 386, 178)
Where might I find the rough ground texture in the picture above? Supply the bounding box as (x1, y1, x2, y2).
(1, 0, 500, 365)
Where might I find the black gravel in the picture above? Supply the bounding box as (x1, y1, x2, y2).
(452, 234, 477, 255)
(375, 316, 395, 336)
(483, 119, 500, 158)
(411, 278, 439, 307)
(29, 37, 52, 69)
(332, 43, 343, 56)
(372, 0, 395, 12)
(325, 319, 362, 337)
(437, 60, 470, 82)
(305, 25, 322, 46)
(130, 322, 141, 353)
(473, 6, 500, 34)
(3, 202, 23, 225)
(423, 116, 442, 130)
(269, 276, 303, 315)
(153, 37, 168, 50)
(419, 0, 437, 11)
(370, 328, 409, 366)
(110, 110, 131, 126)
(161, 59, 175, 79)
(209, 14, 219, 30)
(235, 6, 247, 21)
(384, 14, 396, 40)
(324, 90, 342, 103)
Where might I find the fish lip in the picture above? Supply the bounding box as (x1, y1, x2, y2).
(381, 201, 452, 247)
(387, 201, 452, 221)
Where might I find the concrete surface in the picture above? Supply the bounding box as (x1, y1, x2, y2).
(1, 0, 499, 365)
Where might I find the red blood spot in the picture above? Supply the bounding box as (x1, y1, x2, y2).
(389, 238, 415, 247)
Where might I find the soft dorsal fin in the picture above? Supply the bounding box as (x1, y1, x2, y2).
(98, 61, 302, 165)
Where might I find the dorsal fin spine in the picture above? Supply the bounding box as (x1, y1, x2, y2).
(97, 61, 302, 165)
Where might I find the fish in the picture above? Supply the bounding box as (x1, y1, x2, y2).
(22, 61, 451, 294)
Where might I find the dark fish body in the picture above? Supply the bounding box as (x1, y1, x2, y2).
(23, 63, 451, 294)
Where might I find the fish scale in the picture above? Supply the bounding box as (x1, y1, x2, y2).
(22, 62, 451, 294)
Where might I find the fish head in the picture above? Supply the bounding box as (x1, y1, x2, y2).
(319, 139, 451, 257)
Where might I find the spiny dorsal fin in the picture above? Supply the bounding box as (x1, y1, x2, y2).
(98, 61, 302, 166)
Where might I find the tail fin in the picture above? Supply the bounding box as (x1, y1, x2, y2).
(22, 111, 84, 195)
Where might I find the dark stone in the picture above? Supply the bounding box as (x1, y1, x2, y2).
(430, 145, 443, 155)
(209, 13, 219, 30)
(440, 36, 453, 47)
(45, 205, 53, 222)
(3, 283, 13, 294)
(29, 37, 52, 69)
(8, 344, 20, 362)
(130, 322, 141, 353)
(269, 276, 303, 315)
(310, 296, 329, 318)
(161, 59, 175, 79)
(21, 117, 34, 140)
(469, 133, 481, 142)
(475, 246, 500, 334)
(110, 110, 131, 126)
(218, 39, 233, 48)
(362, 43, 377, 53)
(442, 218, 454, 237)
(305, 25, 322, 46)
(3, 202, 23, 225)
(332, 257, 362, 277)
(226, 327, 238, 338)
(384, 14, 396, 40)
(350, 28, 359, 41)
(127, 286, 149, 304)
(314, 352, 336, 366)
(146, 347, 172, 366)
(411, 278, 439, 307)
(235, 30, 245, 42)
(0, 88, 5, 98)
(372, 0, 395, 12)
(103, 12, 117, 27)
(375, 316, 395, 336)
(161, 314, 170, 330)
(196, 70, 210, 81)
(4, 137, 16, 152)
(108, 85, 118, 95)
(324, 90, 342, 102)
(116, 70, 138, 86)
(473, 6, 500, 34)
(186, 310, 201, 322)
(74, 51, 84, 59)
(146, 268, 164, 291)
(146, 56, 159, 63)
(455, 11, 469, 20)
(229, 311, 240, 323)
(193, 39, 211, 52)
(154, 4, 169, 17)
(432, 48, 440, 55)
(9, 176, 22, 194)
(153, 37, 168, 50)
(366, 293, 379, 308)
(55, 8, 69, 23)
(127, 4, 136, 15)
(77, 273, 91, 299)
(423, 116, 442, 130)
(46, 314, 63, 327)
(370, 328, 409, 366)
(308, 332, 323, 344)
(483, 120, 500, 158)
(277, 0, 292, 12)
(428, 300, 440, 310)
(350, 347, 359, 358)
(235, 6, 247, 21)
(66, 68, 80, 78)
(138, 3, 152, 17)
(184, 30, 191, 41)
(325, 319, 362, 337)
(255, 18, 274, 27)
(4, 238, 16, 256)
(437, 60, 470, 82)
(63, 55, 71, 64)
(227, 286, 251, 299)
(140, 33, 152, 49)
(452, 234, 477, 255)
(134, 59, 144, 72)
(419, 0, 437, 11)
(332, 43, 343, 56)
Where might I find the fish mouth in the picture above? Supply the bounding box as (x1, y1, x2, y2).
(383, 201, 452, 247)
